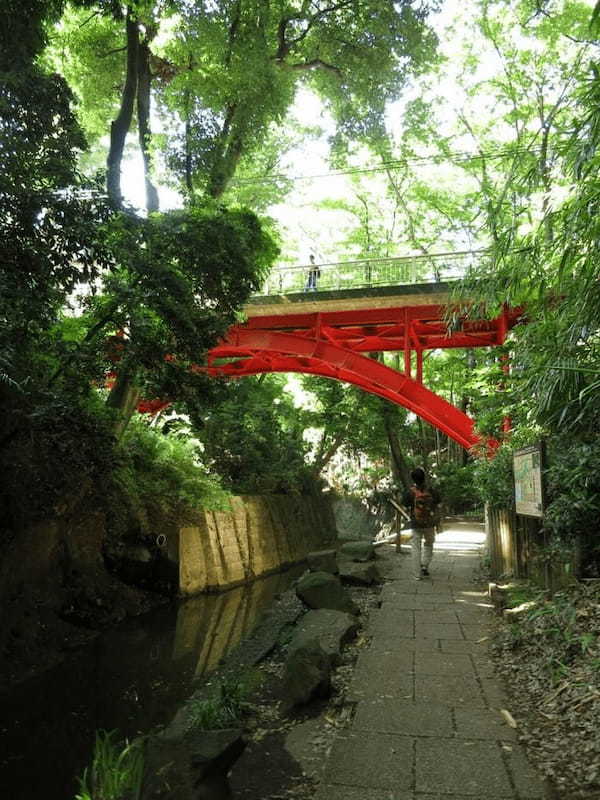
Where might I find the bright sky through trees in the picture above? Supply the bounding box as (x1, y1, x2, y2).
(119, 0, 596, 275)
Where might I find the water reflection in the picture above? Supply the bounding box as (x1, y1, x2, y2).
(0, 568, 301, 800)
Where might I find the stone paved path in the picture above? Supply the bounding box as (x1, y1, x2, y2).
(314, 523, 547, 800)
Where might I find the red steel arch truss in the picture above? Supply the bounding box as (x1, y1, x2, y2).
(206, 303, 522, 451)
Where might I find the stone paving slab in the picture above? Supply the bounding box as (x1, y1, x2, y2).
(368, 620, 416, 639)
(367, 606, 415, 627)
(370, 636, 441, 653)
(321, 732, 414, 791)
(384, 596, 456, 610)
(503, 745, 548, 797)
(415, 795, 516, 800)
(480, 677, 511, 708)
(453, 591, 492, 606)
(352, 648, 415, 676)
(370, 604, 415, 622)
(415, 739, 514, 796)
(313, 786, 412, 800)
(314, 538, 545, 800)
(454, 707, 518, 740)
(471, 653, 497, 678)
(440, 639, 491, 654)
(382, 581, 419, 596)
(353, 698, 454, 737)
(453, 606, 492, 623)
(414, 651, 475, 676)
(415, 674, 486, 707)
(348, 651, 414, 701)
(461, 624, 490, 641)
(414, 608, 459, 625)
(416, 586, 455, 598)
(416, 622, 465, 640)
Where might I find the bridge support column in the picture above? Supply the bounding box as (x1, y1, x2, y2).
(416, 348, 423, 384)
(500, 351, 511, 435)
(404, 312, 411, 377)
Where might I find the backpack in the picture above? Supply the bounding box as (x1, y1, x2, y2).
(411, 485, 437, 528)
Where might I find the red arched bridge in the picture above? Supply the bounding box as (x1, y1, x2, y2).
(199, 251, 522, 452)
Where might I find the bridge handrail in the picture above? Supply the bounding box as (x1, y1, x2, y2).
(258, 249, 491, 296)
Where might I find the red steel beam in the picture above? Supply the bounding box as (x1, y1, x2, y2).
(200, 302, 522, 451)
(208, 329, 496, 452)
(236, 305, 522, 353)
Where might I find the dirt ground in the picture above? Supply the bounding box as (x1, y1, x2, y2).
(491, 580, 600, 800)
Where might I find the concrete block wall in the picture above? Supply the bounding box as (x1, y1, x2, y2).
(179, 491, 337, 596)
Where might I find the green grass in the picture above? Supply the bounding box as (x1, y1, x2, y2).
(503, 581, 541, 609)
(186, 670, 263, 732)
(75, 730, 144, 800)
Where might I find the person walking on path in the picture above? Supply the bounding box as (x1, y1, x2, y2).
(304, 254, 320, 292)
(403, 467, 441, 579)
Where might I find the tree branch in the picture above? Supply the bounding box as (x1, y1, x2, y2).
(98, 45, 128, 58)
(79, 10, 101, 28)
(278, 58, 342, 75)
(276, 0, 354, 60)
(312, 430, 345, 475)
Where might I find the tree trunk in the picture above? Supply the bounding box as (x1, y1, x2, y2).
(106, 367, 141, 439)
(573, 531, 586, 580)
(207, 134, 244, 199)
(107, 9, 139, 209)
(137, 31, 159, 213)
(380, 400, 410, 490)
(311, 431, 344, 477)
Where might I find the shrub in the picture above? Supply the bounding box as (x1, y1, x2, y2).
(110, 418, 231, 537)
(434, 462, 480, 514)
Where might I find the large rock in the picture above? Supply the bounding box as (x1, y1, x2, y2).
(339, 541, 375, 562)
(338, 559, 381, 586)
(295, 571, 358, 615)
(289, 609, 359, 665)
(306, 549, 338, 574)
(141, 727, 246, 800)
(282, 638, 331, 707)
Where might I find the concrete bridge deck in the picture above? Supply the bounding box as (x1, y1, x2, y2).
(245, 281, 456, 318)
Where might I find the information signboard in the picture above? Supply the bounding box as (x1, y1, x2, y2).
(513, 443, 545, 518)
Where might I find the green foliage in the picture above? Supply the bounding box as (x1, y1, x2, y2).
(434, 462, 480, 514)
(472, 443, 515, 509)
(0, 60, 115, 387)
(96, 205, 277, 384)
(196, 375, 311, 495)
(186, 671, 261, 731)
(544, 435, 600, 541)
(75, 730, 144, 800)
(113, 419, 231, 534)
(503, 581, 542, 609)
(48, 0, 438, 198)
(0, 388, 116, 531)
(45, 5, 125, 145)
(35, 202, 279, 433)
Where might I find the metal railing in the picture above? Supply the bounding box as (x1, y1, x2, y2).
(257, 249, 490, 296)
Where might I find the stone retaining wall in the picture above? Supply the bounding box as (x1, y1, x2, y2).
(179, 491, 337, 595)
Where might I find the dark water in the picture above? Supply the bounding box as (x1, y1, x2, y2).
(0, 569, 301, 800)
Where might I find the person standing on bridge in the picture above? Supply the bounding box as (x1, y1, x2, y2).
(304, 254, 320, 292)
(402, 468, 441, 580)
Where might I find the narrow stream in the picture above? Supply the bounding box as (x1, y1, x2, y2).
(0, 568, 302, 800)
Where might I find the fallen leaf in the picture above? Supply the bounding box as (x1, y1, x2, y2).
(500, 708, 518, 728)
